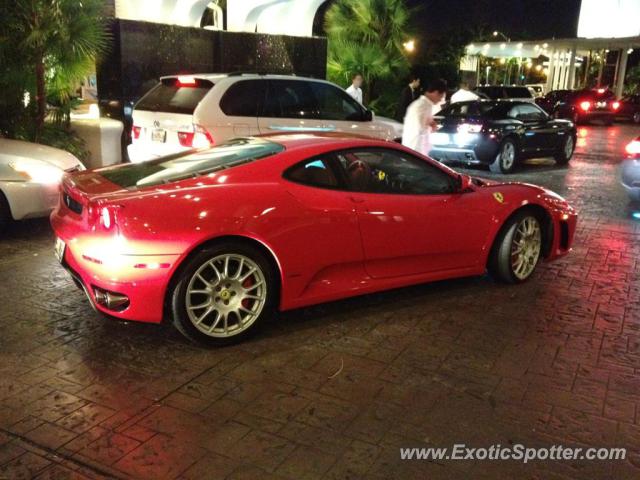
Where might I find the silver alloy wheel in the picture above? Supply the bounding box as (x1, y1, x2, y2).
(501, 142, 515, 170)
(564, 136, 574, 158)
(510, 216, 542, 280)
(185, 254, 267, 338)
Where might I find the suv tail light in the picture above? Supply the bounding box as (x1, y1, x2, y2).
(177, 125, 214, 148)
(131, 125, 142, 140)
(579, 101, 591, 112)
(612, 101, 620, 110)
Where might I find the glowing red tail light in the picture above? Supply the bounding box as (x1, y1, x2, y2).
(597, 88, 605, 94)
(177, 131, 195, 147)
(612, 101, 620, 110)
(177, 75, 196, 86)
(626, 140, 640, 155)
(579, 101, 591, 112)
(178, 125, 214, 148)
(132, 125, 142, 140)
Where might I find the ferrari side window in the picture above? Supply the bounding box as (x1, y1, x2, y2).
(337, 148, 456, 195)
(283, 158, 339, 189)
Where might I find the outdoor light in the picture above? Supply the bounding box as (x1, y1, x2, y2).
(535, 65, 543, 71)
(403, 39, 415, 52)
(493, 31, 498, 36)
(516, 43, 523, 49)
(499, 58, 506, 64)
(543, 43, 548, 48)
(628, 48, 634, 54)
(500, 43, 506, 49)
(543, 67, 549, 75)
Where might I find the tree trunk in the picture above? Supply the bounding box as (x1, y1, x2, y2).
(35, 51, 46, 141)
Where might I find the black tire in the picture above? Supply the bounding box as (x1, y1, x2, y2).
(489, 138, 519, 174)
(488, 210, 543, 284)
(170, 242, 277, 346)
(0, 191, 12, 234)
(554, 135, 575, 165)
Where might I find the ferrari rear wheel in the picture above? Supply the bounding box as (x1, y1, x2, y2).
(171, 242, 276, 345)
(489, 139, 518, 174)
(489, 211, 542, 284)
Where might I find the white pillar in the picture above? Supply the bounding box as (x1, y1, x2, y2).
(546, 50, 556, 91)
(615, 48, 629, 98)
(567, 45, 577, 89)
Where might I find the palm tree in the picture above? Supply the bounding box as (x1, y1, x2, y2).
(325, 0, 412, 105)
(1, 0, 107, 139)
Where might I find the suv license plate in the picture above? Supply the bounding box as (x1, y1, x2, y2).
(152, 129, 166, 143)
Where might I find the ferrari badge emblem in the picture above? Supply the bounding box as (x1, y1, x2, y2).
(493, 192, 504, 203)
(377, 170, 386, 181)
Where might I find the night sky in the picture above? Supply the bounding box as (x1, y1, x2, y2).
(406, 0, 583, 41)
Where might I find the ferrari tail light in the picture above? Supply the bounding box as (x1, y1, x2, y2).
(626, 139, 640, 156)
(597, 88, 605, 94)
(579, 101, 591, 112)
(176, 125, 214, 148)
(132, 125, 141, 140)
(100, 207, 113, 229)
(612, 101, 620, 110)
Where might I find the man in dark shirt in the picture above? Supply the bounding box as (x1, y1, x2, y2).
(395, 74, 421, 122)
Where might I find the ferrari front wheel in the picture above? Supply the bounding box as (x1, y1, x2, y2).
(171, 243, 276, 345)
(489, 212, 542, 284)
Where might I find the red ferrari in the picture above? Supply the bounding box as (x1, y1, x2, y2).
(51, 134, 577, 344)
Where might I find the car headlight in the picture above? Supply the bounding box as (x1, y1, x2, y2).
(8, 159, 64, 184)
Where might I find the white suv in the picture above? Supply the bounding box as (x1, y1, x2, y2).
(127, 73, 403, 163)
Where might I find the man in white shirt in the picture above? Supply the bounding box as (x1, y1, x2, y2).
(345, 73, 363, 104)
(450, 81, 479, 103)
(402, 79, 447, 156)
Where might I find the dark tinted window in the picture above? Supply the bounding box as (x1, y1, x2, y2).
(100, 138, 284, 189)
(513, 103, 547, 121)
(136, 78, 213, 114)
(335, 148, 456, 195)
(310, 82, 364, 120)
(219, 80, 266, 117)
(264, 80, 319, 118)
(284, 158, 339, 189)
(476, 86, 503, 99)
(504, 87, 533, 99)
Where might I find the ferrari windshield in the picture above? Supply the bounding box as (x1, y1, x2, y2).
(101, 138, 284, 189)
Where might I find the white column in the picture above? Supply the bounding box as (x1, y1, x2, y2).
(615, 48, 629, 98)
(567, 45, 577, 89)
(546, 50, 556, 91)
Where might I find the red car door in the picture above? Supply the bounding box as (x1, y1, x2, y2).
(334, 148, 492, 279)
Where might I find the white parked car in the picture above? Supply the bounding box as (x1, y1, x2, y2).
(128, 73, 403, 163)
(0, 139, 85, 231)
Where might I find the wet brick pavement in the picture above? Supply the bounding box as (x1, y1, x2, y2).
(0, 124, 639, 479)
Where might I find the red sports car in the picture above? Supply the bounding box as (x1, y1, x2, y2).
(51, 134, 577, 344)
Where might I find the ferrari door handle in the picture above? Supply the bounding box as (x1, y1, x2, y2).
(349, 196, 365, 203)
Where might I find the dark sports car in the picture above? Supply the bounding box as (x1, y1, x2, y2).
(430, 100, 577, 174)
(536, 88, 620, 125)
